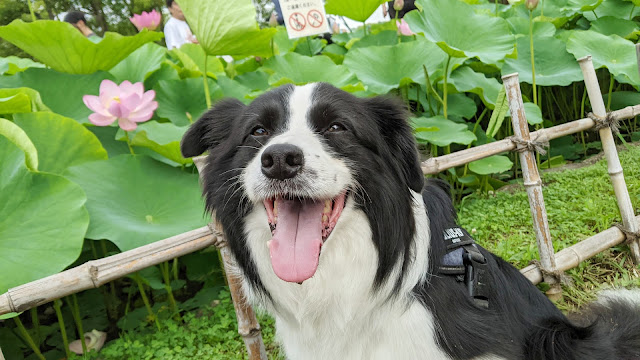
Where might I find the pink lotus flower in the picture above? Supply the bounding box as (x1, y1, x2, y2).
(397, 19, 415, 36)
(130, 9, 161, 31)
(83, 80, 157, 131)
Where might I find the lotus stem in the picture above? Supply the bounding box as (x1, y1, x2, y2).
(30, 307, 40, 346)
(14, 316, 45, 360)
(66, 294, 87, 355)
(133, 274, 161, 330)
(172, 258, 179, 281)
(203, 53, 212, 108)
(27, 0, 36, 22)
(54, 299, 71, 359)
(592, 10, 598, 19)
(529, 10, 537, 106)
(125, 131, 135, 155)
(422, 64, 443, 109)
(607, 74, 615, 111)
(160, 262, 179, 319)
(363, 20, 367, 36)
(443, 55, 452, 119)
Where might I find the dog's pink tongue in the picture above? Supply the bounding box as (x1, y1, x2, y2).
(269, 198, 324, 283)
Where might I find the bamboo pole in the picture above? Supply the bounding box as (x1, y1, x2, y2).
(193, 156, 267, 360)
(0, 226, 214, 315)
(521, 216, 640, 284)
(0, 346, 4, 360)
(578, 56, 640, 264)
(420, 105, 640, 175)
(503, 73, 561, 300)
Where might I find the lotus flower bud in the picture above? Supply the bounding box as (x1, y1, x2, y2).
(525, 0, 538, 10)
(394, 0, 404, 11)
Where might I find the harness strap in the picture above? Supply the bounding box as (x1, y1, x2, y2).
(438, 226, 492, 309)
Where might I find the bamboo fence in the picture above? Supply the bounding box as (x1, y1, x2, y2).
(1, 54, 640, 358)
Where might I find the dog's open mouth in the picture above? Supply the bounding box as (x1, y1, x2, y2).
(263, 192, 347, 283)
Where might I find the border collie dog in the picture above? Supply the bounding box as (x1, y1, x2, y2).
(181, 83, 640, 359)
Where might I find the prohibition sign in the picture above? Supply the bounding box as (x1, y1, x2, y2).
(307, 9, 324, 28)
(289, 12, 306, 31)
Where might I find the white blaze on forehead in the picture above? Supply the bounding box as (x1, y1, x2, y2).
(286, 83, 317, 133)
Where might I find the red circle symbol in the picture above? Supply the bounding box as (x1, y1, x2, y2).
(307, 10, 324, 28)
(288, 12, 306, 31)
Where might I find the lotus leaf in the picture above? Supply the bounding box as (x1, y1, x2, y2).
(469, 155, 513, 175)
(325, 0, 386, 22)
(64, 155, 207, 251)
(412, 116, 477, 146)
(0, 136, 88, 296)
(117, 121, 189, 165)
(405, 0, 515, 65)
(449, 66, 502, 108)
(234, 71, 271, 92)
(350, 31, 399, 49)
(589, 17, 640, 40)
(0, 68, 113, 124)
(0, 56, 44, 75)
(0, 20, 163, 74)
(522, 102, 543, 125)
(153, 77, 215, 126)
(502, 35, 583, 86)
(13, 112, 108, 175)
(169, 43, 225, 77)
(212, 76, 252, 104)
(176, 0, 276, 57)
(262, 52, 358, 89)
(343, 39, 448, 94)
(110, 43, 167, 83)
(566, 30, 640, 86)
(0, 87, 48, 114)
(0, 118, 38, 171)
(506, 17, 556, 39)
(586, 0, 640, 20)
(322, 44, 348, 65)
(294, 38, 326, 56)
(272, 27, 297, 55)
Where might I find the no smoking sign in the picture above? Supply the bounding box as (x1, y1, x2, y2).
(281, 0, 329, 39)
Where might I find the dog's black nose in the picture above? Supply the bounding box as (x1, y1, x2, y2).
(261, 144, 304, 180)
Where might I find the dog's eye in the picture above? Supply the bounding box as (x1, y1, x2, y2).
(326, 123, 346, 133)
(252, 126, 269, 136)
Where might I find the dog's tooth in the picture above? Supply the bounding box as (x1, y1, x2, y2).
(267, 240, 271, 248)
(324, 200, 331, 213)
(322, 214, 328, 223)
(274, 201, 278, 216)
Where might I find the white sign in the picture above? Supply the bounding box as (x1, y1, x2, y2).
(280, 0, 329, 39)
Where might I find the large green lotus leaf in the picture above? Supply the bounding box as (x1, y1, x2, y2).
(213, 76, 252, 104)
(110, 43, 167, 83)
(0, 20, 163, 74)
(412, 116, 477, 146)
(13, 112, 108, 175)
(272, 27, 297, 55)
(294, 38, 327, 57)
(522, 102, 543, 125)
(449, 66, 502, 108)
(234, 71, 271, 92)
(565, 0, 603, 12)
(608, 91, 640, 111)
(0, 56, 44, 75)
(349, 31, 399, 49)
(262, 53, 358, 89)
(405, 0, 515, 65)
(169, 44, 225, 78)
(502, 35, 583, 86)
(144, 61, 181, 90)
(116, 121, 189, 165)
(0, 118, 38, 171)
(153, 77, 215, 126)
(0, 68, 113, 124)
(506, 17, 556, 39)
(325, 0, 386, 22)
(0, 87, 48, 113)
(322, 44, 348, 65)
(590, 17, 640, 40)
(566, 30, 640, 86)
(0, 136, 88, 295)
(586, 0, 640, 20)
(64, 155, 207, 251)
(469, 155, 513, 175)
(176, 0, 276, 57)
(343, 39, 448, 94)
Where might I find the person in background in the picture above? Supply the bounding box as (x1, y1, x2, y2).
(63, 11, 101, 43)
(164, 0, 197, 50)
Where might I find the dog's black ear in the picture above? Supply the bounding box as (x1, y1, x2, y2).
(181, 99, 246, 158)
(365, 96, 424, 192)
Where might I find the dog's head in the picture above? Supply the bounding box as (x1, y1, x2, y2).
(182, 83, 424, 294)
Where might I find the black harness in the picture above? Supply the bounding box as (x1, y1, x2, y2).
(438, 226, 492, 309)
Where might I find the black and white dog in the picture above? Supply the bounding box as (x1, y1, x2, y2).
(181, 83, 640, 359)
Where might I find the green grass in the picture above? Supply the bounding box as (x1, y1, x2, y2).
(459, 143, 640, 311)
(93, 144, 640, 357)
